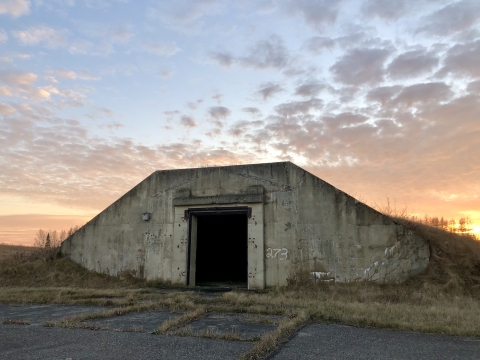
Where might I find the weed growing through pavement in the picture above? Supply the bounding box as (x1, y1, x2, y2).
(153, 307, 206, 334)
(2, 318, 30, 325)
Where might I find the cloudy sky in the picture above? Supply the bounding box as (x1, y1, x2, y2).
(1, 0, 479, 245)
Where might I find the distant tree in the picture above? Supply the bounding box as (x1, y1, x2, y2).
(440, 217, 448, 231)
(448, 219, 457, 233)
(66, 226, 80, 238)
(50, 230, 58, 247)
(33, 225, 82, 248)
(458, 217, 473, 235)
(34, 229, 48, 248)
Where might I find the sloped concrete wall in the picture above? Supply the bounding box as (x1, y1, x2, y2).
(61, 162, 429, 286)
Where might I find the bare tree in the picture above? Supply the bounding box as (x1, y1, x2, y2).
(448, 219, 456, 233)
(59, 230, 67, 242)
(34, 225, 82, 249)
(34, 229, 48, 248)
(67, 226, 80, 238)
(458, 217, 473, 235)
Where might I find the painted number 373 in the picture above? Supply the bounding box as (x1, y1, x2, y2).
(266, 248, 288, 260)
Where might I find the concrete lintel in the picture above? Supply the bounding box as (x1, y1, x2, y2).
(173, 193, 263, 206)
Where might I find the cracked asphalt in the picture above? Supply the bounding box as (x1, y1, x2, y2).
(2, 303, 480, 359)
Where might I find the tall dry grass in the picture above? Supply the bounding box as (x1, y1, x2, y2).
(0, 244, 142, 288)
(0, 244, 37, 262)
(371, 198, 480, 293)
(394, 217, 480, 293)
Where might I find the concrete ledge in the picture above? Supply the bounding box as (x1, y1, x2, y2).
(173, 193, 263, 206)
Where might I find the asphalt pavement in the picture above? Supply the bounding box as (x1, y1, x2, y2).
(2, 303, 480, 359)
(271, 323, 480, 360)
(1, 324, 251, 360)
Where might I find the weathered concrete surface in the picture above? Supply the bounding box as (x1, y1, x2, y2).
(0, 303, 104, 325)
(272, 323, 480, 360)
(3, 304, 478, 359)
(3, 316, 480, 360)
(184, 313, 281, 340)
(0, 325, 252, 360)
(61, 162, 430, 287)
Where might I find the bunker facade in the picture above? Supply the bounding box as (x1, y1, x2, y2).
(61, 162, 430, 289)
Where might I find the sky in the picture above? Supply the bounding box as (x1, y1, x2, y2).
(0, 0, 479, 245)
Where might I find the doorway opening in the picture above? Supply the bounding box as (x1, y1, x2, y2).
(189, 211, 248, 287)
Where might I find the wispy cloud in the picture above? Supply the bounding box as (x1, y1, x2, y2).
(294, 81, 326, 98)
(361, 0, 410, 20)
(208, 106, 231, 120)
(0, 102, 16, 114)
(142, 41, 180, 57)
(287, 0, 345, 30)
(12, 26, 67, 47)
(147, 0, 225, 33)
(416, 0, 480, 37)
(180, 115, 197, 128)
(0, 70, 37, 85)
(158, 70, 174, 79)
(438, 40, 480, 78)
(0, 0, 30, 18)
(387, 49, 439, 79)
(0, 29, 8, 43)
(209, 35, 290, 70)
(255, 82, 284, 101)
(331, 47, 392, 85)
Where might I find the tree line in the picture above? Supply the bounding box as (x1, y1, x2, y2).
(409, 215, 477, 238)
(372, 198, 478, 240)
(34, 226, 81, 248)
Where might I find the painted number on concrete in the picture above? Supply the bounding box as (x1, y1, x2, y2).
(266, 248, 288, 260)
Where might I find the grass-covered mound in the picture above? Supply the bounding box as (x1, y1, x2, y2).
(0, 245, 142, 288)
(395, 219, 480, 292)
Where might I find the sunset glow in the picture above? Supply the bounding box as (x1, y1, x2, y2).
(1, 0, 479, 245)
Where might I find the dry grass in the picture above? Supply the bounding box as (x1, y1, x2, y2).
(0, 244, 37, 262)
(154, 307, 206, 334)
(2, 318, 30, 325)
(215, 283, 480, 338)
(372, 200, 480, 293)
(54, 303, 159, 328)
(396, 219, 480, 292)
(0, 245, 143, 289)
(240, 310, 309, 360)
(0, 287, 141, 306)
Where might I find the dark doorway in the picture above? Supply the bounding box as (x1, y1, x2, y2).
(195, 213, 248, 286)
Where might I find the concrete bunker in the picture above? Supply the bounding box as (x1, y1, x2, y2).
(61, 162, 430, 289)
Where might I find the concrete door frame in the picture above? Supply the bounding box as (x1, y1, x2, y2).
(173, 203, 265, 290)
(186, 207, 249, 287)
